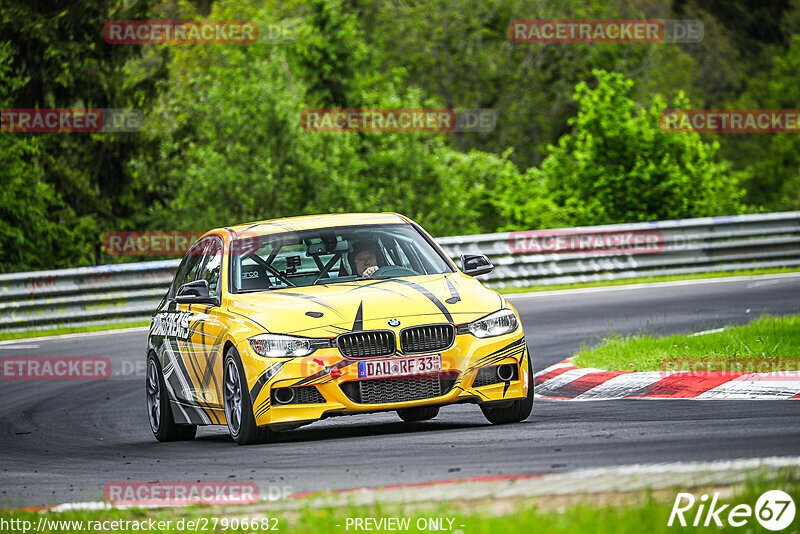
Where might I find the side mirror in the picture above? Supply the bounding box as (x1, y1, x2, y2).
(461, 254, 493, 277)
(174, 280, 216, 305)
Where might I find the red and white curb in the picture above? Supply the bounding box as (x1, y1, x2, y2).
(534, 359, 800, 400)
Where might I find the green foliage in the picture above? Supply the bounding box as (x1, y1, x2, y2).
(528, 70, 742, 227)
(132, 0, 516, 239)
(0, 0, 164, 270)
(292, 0, 368, 108)
(361, 0, 704, 170)
(723, 34, 800, 210)
(1, 0, 798, 272)
(0, 42, 82, 272)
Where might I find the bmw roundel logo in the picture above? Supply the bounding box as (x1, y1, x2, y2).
(387, 319, 401, 327)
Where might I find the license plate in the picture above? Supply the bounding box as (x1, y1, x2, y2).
(357, 354, 442, 379)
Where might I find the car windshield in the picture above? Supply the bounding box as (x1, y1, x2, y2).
(230, 223, 452, 292)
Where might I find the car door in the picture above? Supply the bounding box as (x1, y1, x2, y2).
(181, 236, 227, 414)
(154, 238, 214, 424)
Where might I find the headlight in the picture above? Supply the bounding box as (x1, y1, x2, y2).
(248, 334, 329, 358)
(462, 309, 518, 338)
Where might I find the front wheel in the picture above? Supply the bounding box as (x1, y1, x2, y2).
(223, 347, 272, 445)
(146, 355, 197, 442)
(480, 351, 534, 425)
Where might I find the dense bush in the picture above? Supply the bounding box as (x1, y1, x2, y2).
(503, 70, 742, 229)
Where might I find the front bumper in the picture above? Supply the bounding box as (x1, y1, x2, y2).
(237, 330, 529, 427)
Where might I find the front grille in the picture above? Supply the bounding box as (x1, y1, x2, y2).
(400, 324, 455, 354)
(337, 331, 395, 358)
(271, 386, 326, 405)
(472, 364, 519, 388)
(340, 372, 458, 404)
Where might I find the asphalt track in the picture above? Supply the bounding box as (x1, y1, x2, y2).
(1, 274, 799, 508)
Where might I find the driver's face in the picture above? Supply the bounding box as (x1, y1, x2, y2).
(354, 250, 377, 276)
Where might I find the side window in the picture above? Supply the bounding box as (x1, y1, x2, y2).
(171, 241, 206, 297)
(198, 239, 223, 298)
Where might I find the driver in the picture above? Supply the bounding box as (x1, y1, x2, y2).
(350, 240, 381, 278)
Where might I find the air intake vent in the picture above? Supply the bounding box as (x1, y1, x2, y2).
(336, 331, 396, 359)
(340, 372, 458, 404)
(472, 364, 518, 388)
(271, 386, 326, 405)
(400, 324, 455, 354)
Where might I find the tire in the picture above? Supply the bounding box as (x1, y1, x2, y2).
(480, 350, 534, 425)
(397, 406, 439, 422)
(223, 346, 272, 445)
(146, 355, 197, 442)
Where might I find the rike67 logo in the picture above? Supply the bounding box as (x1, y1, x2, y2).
(669, 490, 796, 530)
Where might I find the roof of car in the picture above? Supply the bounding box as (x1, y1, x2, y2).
(222, 212, 410, 237)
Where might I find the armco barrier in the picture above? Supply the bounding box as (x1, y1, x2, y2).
(0, 260, 179, 332)
(1, 212, 798, 332)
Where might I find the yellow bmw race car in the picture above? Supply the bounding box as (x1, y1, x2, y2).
(146, 213, 532, 444)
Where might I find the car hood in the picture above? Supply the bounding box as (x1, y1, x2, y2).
(225, 273, 505, 337)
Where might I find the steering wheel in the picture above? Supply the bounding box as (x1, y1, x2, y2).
(371, 265, 418, 277)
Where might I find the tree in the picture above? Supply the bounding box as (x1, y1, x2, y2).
(0, 0, 165, 267)
(359, 0, 704, 171)
(131, 0, 503, 241)
(0, 42, 85, 272)
(503, 70, 743, 228)
(723, 34, 800, 210)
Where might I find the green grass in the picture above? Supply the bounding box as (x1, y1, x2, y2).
(573, 314, 800, 372)
(495, 266, 799, 294)
(0, 321, 151, 342)
(1, 471, 797, 533)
